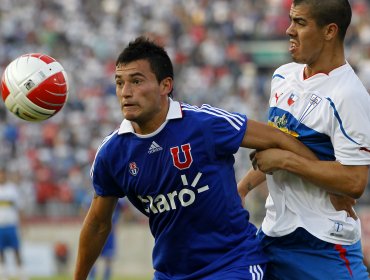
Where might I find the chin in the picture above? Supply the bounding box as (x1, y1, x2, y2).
(291, 56, 305, 64)
(122, 113, 134, 121)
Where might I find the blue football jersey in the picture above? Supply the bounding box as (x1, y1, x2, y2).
(91, 100, 267, 279)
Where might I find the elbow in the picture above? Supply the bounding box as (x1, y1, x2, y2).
(351, 189, 365, 200)
(348, 178, 367, 199)
(339, 166, 369, 199)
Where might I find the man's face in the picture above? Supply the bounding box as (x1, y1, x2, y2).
(115, 59, 162, 124)
(286, 4, 326, 66)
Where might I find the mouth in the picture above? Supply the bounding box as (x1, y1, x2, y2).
(122, 102, 135, 108)
(289, 40, 298, 53)
(121, 103, 139, 113)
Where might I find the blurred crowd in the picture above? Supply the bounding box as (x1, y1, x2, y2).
(0, 0, 369, 220)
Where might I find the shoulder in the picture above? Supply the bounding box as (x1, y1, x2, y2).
(90, 129, 123, 178)
(181, 103, 245, 122)
(95, 129, 121, 157)
(272, 62, 303, 79)
(180, 103, 246, 131)
(329, 64, 369, 101)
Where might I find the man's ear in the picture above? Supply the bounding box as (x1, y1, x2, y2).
(161, 77, 173, 96)
(324, 23, 339, 41)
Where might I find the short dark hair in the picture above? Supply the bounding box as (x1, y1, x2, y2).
(116, 36, 174, 96)
(293, 0, 352, 41)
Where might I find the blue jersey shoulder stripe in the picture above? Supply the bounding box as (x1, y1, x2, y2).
(90, 129, 119, 177)
(181, 103, 244, 131)
(202, 104, 244, 123)
(326, 97, 360, 145)
(272, 73, 285, 80)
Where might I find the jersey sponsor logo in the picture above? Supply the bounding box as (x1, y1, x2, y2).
(137, 172, 209, 214)
(148, 141, 163, 154)
(299, 93, 322, 122)
(129, 162, 139, 176)
(170, 144, 193, 170)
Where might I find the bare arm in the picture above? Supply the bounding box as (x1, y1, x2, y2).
(241, 120, 317, 160)
(74, 195, 118, 280)
(237, 167, 266, 205)
(239, 120, 362, 213)
(253, 148, 369, 199)
(237, 119, 316, 204)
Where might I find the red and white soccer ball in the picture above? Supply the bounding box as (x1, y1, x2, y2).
(1, 53, 68, 122)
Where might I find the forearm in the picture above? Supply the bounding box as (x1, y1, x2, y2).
(238, 168, 266, 197)
(74, 219, 111, 279)
(279, 152, 368, 199)
(243, 120, 317, 160)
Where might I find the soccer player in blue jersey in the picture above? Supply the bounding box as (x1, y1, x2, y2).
(238, 0, 370, 279)
(74, 36, 318, 280)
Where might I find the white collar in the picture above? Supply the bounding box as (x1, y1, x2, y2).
(117, 98, 182, 135)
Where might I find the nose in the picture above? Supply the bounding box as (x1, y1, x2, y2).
(286, 22, 295, 37)
(117, 83, 132, 98)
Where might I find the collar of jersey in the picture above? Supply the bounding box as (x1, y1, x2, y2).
(117, 98, 182, 135)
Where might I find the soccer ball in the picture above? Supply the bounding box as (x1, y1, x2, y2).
(1, 53, 69, 122)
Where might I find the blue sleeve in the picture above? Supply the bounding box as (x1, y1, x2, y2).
(200, 104, 247, 156)
(91, 149, 126, 197)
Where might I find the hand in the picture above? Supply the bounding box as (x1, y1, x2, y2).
(250, 149, 288, 173)
(250, 150, 258, 170)
(329, 193, 358, 220)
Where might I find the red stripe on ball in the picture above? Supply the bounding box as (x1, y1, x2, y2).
(27, 72, 68, 111)
(24, 53, 56, 64)
(1, 74, 10, 101)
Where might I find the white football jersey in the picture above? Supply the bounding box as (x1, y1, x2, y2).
(0, 182, 21, 226)
(262, 62, 370, 245)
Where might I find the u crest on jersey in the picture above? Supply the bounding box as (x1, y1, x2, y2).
(170, 143, 193, 170)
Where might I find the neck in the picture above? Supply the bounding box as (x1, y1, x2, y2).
(132, 99, 170, 135)
(304, 44, 345, 79)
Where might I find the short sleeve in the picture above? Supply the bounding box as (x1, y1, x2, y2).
(329, 86, 370, 165)
(91, 149, 126, 197)
(199, 104, 247, 156)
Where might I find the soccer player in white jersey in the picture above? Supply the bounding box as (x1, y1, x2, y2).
(0, 168, 27, 280)
(238, 0, 370, 279)
(73, 36, 319, 280)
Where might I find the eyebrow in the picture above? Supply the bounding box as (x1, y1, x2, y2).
(289, 14, 307, 23)
(115, 72, 146, 80)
